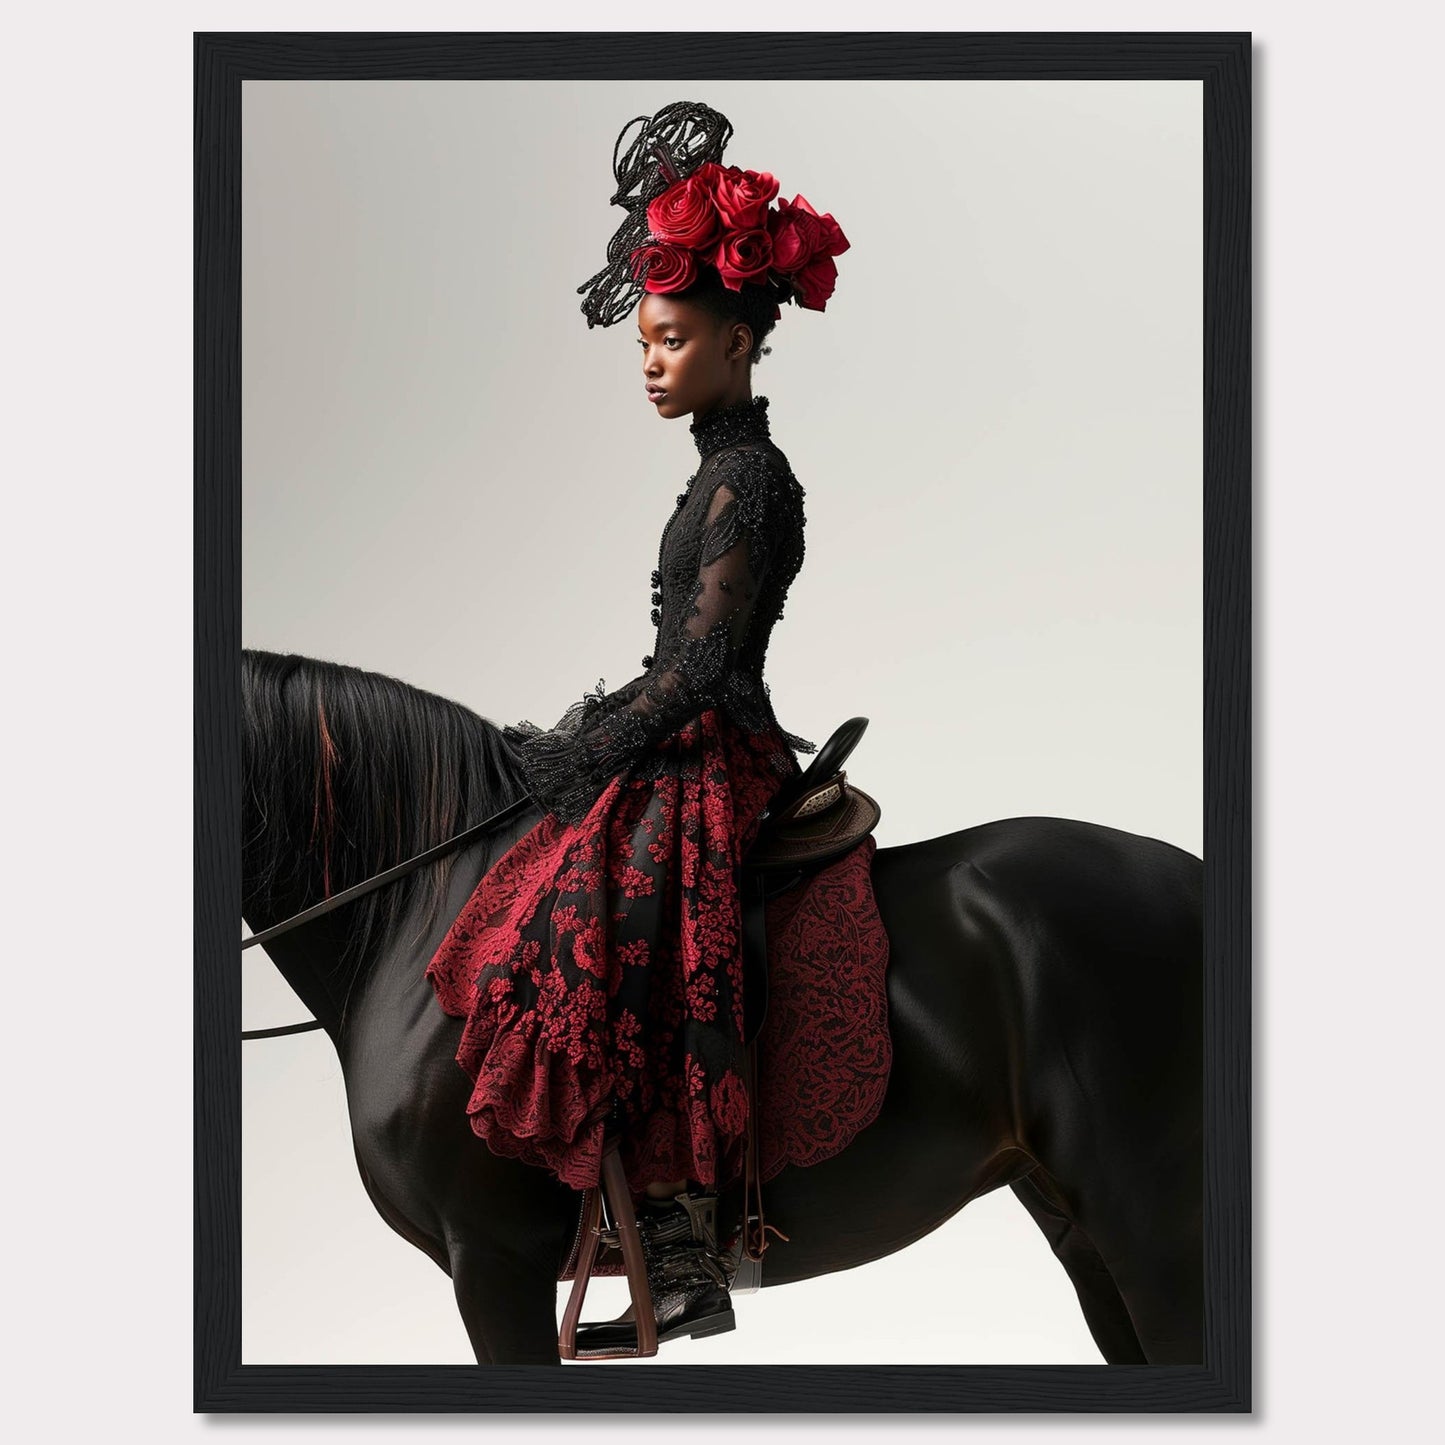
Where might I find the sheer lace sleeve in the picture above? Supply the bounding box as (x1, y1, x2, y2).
(581, 471, 775, 767)
(503, 463, 776, 826)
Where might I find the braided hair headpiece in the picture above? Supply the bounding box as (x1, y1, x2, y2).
(576, 99, 850, 331)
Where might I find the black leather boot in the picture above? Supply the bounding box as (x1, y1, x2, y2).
(574, 1190, 736, 1352)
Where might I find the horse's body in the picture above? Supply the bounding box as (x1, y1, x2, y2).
(241, 649, 1203, 1365)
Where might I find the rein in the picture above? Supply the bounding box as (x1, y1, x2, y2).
(240, 793, 534, 1040)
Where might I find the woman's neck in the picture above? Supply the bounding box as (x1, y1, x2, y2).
(689, 394, 772, 458)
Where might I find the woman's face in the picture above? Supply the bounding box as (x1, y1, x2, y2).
(637, 293, 750, 421)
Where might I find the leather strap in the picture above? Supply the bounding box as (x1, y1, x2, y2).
(740, 1036, 789, 1264)
(240, 793, 534, 1040)
(557, 1134, 659, 1359)
(741, 865, 770, 1043)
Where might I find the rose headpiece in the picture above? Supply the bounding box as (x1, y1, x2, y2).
(577, 100, 850, 329)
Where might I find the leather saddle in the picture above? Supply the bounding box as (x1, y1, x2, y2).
(559, 717, 881, 1359)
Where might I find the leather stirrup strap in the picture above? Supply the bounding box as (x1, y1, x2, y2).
(557, 1185, 602, 1360)
(557, 1134, 659, 1360)
(601, 1142, 658, 1358)
(740, 1038, 789, 1264)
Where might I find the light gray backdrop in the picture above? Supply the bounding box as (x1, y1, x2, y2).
(241, 78, 1201, 1365)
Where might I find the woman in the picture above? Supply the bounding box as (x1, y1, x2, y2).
(425, 100, 849, 1349)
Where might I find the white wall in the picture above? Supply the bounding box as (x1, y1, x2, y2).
(240, 76, 1201, 1364)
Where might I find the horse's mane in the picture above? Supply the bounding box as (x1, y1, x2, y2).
(241, 647, 529, 971)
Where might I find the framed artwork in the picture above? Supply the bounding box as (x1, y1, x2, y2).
(198, 29, 1249, 1412)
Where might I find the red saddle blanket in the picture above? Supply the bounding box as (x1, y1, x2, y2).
(752, 832, 891, 1181)
(560, 832, 890, 1279)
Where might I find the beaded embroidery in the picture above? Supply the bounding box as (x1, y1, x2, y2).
(504, 394, 816, 825)
(689, 392, 774, 457)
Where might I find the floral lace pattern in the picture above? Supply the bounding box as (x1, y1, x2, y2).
(558, 832, 892, 1282)
(425, 706, 792, 1196)
(753, 833, 891, 1182)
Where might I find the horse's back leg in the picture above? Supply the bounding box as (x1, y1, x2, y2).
(1010, 829, 1205, 1364)
(1010, 1166, 1146, 1364)
(1075, 1146, 1204, 1366)
(1023, 1107, 1204, 1365)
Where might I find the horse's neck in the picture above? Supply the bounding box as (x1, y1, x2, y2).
(244, 889, 370, 1041)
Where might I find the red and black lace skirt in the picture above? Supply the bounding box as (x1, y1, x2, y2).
(424, 707, 795, 1197)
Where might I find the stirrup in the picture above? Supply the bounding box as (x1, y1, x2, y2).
(573, 1189, 736, 1354)
(558, 1135, 658, 1360)
(559, 1045, 778, 1360)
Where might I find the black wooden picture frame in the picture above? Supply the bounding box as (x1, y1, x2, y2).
(196, 29, 1250, 1413)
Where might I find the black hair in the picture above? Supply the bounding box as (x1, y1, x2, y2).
(673, 263, 789, 366)
(241, 648, 527, 1006)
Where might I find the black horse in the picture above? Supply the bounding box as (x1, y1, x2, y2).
(240, 647, 1204, 1366)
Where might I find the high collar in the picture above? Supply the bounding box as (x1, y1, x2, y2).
(689, 394, 772, 458)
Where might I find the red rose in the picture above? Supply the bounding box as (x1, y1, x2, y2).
(791, 253, 839, 311)
(768, 194, 850, 280)
(709, 164, 780, 231)
(710, 227, 773, 291)
(689, 160, 727, 189)
(629, 242, 697, 294)
(790, 192, 851, 258)
(645, 173, 722, 250)
(766, 197, 825, 273)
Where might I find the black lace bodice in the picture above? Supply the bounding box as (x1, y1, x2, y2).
(504, 393, 816, 826)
